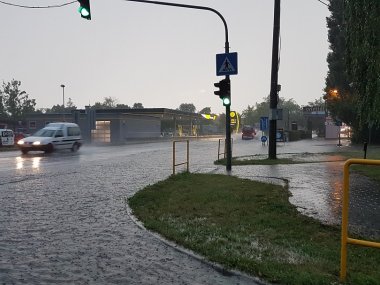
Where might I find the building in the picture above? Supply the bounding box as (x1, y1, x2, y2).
(23, 108, 214, 144)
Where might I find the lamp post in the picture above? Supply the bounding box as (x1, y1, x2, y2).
(60, 84, 65, 108)
(60, 84, 65, 121)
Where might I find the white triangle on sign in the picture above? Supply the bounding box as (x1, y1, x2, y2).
(219, 57, 235, 73)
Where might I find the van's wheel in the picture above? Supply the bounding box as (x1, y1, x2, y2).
(45, 144, 54, 153)
(71, 143, 79, 152)
(21, 149, 28, 154)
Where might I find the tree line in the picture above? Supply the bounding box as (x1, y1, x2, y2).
(325, 0, 379, 143)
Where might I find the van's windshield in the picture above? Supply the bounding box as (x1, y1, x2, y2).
(33, 129, 56, 137)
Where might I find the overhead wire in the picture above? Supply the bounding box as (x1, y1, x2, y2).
(316, 0, 329, 7)
(0, 0, 76, 8)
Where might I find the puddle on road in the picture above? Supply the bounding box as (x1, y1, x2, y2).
(235, 152, 346, 163)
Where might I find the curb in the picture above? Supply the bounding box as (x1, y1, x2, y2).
(125, 201, 272, 285)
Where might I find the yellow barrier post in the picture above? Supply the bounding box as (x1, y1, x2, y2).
(340, 158, 380, 282)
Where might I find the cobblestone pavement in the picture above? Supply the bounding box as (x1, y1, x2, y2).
(0, 137, 378, 284)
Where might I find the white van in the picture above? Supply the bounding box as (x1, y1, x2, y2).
(17, 122, 83, 154)
(0, 129, 15, 146)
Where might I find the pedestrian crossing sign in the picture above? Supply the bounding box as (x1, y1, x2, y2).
(216, 52, 238, 76)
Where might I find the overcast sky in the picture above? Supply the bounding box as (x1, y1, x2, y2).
(0, 0, 330, 114)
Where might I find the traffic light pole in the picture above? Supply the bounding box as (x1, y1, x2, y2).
(125, 0, 232, 171)
(225, 82, 232, 171)
(268, 0, 281, 160)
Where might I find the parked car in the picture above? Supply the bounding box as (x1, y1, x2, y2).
(17, 122, 82, 154)
(241, 125, 256, 140)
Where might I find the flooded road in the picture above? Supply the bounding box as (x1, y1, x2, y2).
(0, 137, 378, 284)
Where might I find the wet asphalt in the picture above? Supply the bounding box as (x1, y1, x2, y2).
(0, 136, 379, 284)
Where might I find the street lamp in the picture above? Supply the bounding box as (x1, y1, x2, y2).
(60, 84, 65, 108)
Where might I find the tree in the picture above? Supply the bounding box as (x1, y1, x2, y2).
(66, 97, 77, 111)
(44, 98, 76, 113)
(215, 112, 226, 133)
(324, 0, 357, 128)
(91, 102, 105, 109)
(240, 105, 256, 126)
(115, 104, 131, 109)
(0, 92, 6, 121)
(240, 97, 304, 129)
(48, 104, 66, 113)
(178, 103, 196, 113)
(91, 97, 120, 109)
(199, 107, 211, 114)
(0, 79, 36, 129)
(345, 0, 380, 127)
(103, 96, 118, 108)
(132, 103, 144, 109)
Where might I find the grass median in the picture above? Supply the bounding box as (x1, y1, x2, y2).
(128, 172, 380, 285)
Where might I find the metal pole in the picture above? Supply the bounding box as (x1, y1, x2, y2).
(225, 103, 232, 171)
(60, 84, 65, 107)
(124, 0, 229, 45)
(268, 0, 281, 159)
(60, 84, 65, 122)
(186, 140, 189, 172)
(125, 0, 232, 171)
(172, 141, 175, 175)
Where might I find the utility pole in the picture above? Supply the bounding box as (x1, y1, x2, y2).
(269, 0, 281, 159)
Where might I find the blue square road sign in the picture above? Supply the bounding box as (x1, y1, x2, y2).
(216, 52, 238, 76)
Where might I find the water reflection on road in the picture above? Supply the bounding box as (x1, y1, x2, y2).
(0, 137, 379, 284)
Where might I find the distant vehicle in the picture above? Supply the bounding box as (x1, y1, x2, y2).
(0, 129, 15, 146)
(241, 125, 256, 140)
(17, 122, 82, 154)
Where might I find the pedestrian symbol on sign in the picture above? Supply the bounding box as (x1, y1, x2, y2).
(219, 58, 235, 73)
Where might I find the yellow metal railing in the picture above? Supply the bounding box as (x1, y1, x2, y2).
(172, 140, 189, 175)
(340, 158, 380, 282)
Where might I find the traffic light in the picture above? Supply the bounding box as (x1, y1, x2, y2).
(214, 78, 231, 106)
(77, 0, 91, 20)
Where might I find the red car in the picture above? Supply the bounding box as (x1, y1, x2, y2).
(242, 126, 256, 140)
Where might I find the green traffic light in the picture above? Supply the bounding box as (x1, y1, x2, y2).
(223, 97, 231, 106)
(78, 7, 90, 17)
(77, 0, 91, 20)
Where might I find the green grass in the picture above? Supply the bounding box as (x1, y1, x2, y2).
(128, 173, 380, 285)
(336, 147, 380, 183)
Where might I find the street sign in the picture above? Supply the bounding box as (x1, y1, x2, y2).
(216, 52, 238, 76)
(260, 116, 269, 131)
(230, 111, 237, 125)
(276, 129, 284, 142)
